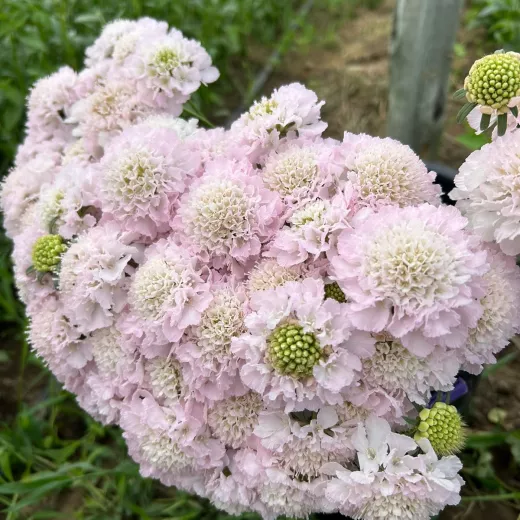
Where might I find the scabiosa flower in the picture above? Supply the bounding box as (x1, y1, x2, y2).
(27, 296, 90, 378)
(461, 246, 520, 372)
(59, 223, 142, 333)
(255, 407, 351, 481)
(137, 114, 199, 138)
(324, 416, 464, 520)
(174, 158, 283, 269)
(0, 152, 60, 238)
(31, 234, 67, 273)
(362, 333, 459, 406)
(129, 29, 219, 104)
(266, 192, 353, 266)
(231, 83, 327, 162)
(232, 278, 368, 410)
(208, 392, 264, 448)
(80, 320, 141, 423)
(99, 126, 200, 237)
(26, 67, 78, 142)
(69, 81, 154, 151)
(261, 139, 340, 203)
(247, 259, 302, 293)
(177, 286, 247, 401)
(414, 403, 466, 456)
(127, 238, 212, 346)
(450, 131, 520, 255)
(339, 133, 441, 208)
(86, 20, 144, 66)
(332, 204, 488, 355)
(37, 162, 98, 239)
(120, 392, 225, 484)
(141, 354, 185, 405)
(465, 51, 520, 112)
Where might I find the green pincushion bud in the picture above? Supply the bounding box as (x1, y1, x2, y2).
(414, 402, 466, 456)
(465, 52, 520, 110)
(324, 282, 347, 303)
(267, 322, 322, 378)
(31, 234, 67, 273)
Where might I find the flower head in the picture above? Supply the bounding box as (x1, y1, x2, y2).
(340, 134, 440, 208)
(332, 204, 488, 355)
(415, 402, 466, 456)
(247, 259, 302, 293)
(208, 392, 263, 448)
(128, 239, 211, 344)
(465, 52, 520, 111)
(59, 223, 142, 333)
(261, 139, 339, 202)
(31, 234, 67, 273)
(130, 30, 219, 101)
(451, 131, 520, 255)
(462, 246, 520, 371)
(175, 158, 283, 266)
(100, 126, 200, 236)
(232, 278, 364, 409)
(231, 83, 327, 162)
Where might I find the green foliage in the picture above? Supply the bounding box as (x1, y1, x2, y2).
(468, 0, 520, 49)
(0, 376, 261, 519)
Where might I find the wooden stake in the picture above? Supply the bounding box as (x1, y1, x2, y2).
(387, 0, 463, 158)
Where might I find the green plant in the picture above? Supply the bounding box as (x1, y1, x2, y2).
(467, 0, 520, 49)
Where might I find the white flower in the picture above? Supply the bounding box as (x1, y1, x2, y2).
(451, 131, 520, 255)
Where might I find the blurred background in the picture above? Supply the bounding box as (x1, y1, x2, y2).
(1, 0, 520, 519)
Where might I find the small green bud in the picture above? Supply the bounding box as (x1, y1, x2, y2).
(465, 52, 520, 110)
(267, 322, 322, 378)
(31, 234, 67, 273)
(324, 282, 347, 303)
(414, 402, 466, 456)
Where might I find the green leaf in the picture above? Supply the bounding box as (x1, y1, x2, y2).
(465, 431, 509, 449)
(456, 102, 477, 124)
(511, 105, 518, 117)
(453, 88, 467, 100)
(497, 112, 508, 136)
(26, 265, 35, 275)
(480, 112, 491, 131)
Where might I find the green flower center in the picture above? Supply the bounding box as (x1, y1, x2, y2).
(267, 322, 322, 378)
(31, 235, 67, 273)
(152, 47, 182, 75)
(414, 402, 466, 456)
(324, 282, 347, 303)
(465, 52, 520, 109)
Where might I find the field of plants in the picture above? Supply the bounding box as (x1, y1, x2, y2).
(1, 0, 520, 519)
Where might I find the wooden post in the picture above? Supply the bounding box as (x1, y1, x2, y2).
(387, 0, 463, 158)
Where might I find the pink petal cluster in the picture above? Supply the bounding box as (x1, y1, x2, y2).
(3, 17, 520, 520)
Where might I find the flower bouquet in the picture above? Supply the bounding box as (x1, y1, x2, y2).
(2, 18, 520, 520)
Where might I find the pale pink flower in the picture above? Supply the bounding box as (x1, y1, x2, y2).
(231, 278, 370, 411)
(231, 83, 327, 162)
(338, 133, 441, 208)
(99, 125, 200, 237)
(59, 222, 143, 333)
(451, 130, 520, 255)
(127, 238, 212, 348)
(331, 204, 488, 355)
(173, 158, 283, 271)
